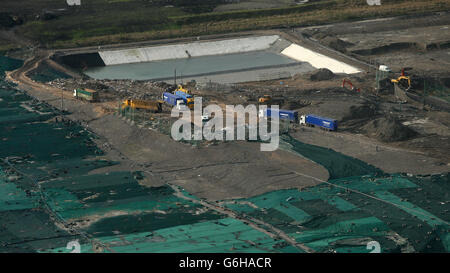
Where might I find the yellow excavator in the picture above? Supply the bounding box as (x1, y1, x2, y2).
(175, 84, 190, 94)
(391, 68, 411, 90)
(258, 95, 285, 105)
(258, 95, 272, 104)
(174, 85, 194, 109)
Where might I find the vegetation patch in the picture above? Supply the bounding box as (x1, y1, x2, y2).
(1, 0, 446, 48)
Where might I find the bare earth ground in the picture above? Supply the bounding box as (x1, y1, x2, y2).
(299, 12, 450, 74)
(291, 128, 449, 175)
(5, 14, 450, 201)
(6, 59, 328, 201)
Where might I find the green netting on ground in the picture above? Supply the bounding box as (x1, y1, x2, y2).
(225, 173, 449, 253)
(47, 218, 298, 253)
(391, 174, 450, 224)
(0, 166, 36, 212)
(0, 84, 94, 251)
(0, 208, 80, 253)
(41, 175, 204, 220)
(0, 76, 300, 253)
(281, 135, 383, 179)
(1, 54, 449, 253)
(0, 56, 23, 79)
(86, 211, 223, 238)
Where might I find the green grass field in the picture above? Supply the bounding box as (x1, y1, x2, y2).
(1, 0, 449, 48)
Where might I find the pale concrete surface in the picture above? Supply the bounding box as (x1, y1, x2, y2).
(99, 35, 280, 65)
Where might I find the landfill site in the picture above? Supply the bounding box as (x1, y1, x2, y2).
(0, 1, 449, 254)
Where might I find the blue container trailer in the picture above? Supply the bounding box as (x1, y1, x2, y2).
(174, 91, 194, 109)
(175, 91, 192, 99)
(300, 114, 338, 131)
(263, 108, 299, 122)
(163, 92, 184, 106)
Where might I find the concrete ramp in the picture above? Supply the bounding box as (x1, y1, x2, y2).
(99, 35, 280, 65)
(281, 43, 361, 74)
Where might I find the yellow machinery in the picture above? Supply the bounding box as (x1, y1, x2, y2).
(258, 95, 285, 105)
(391, 68, 411, 90)
(258, 95, 272, 104)
(175, 85, 189, 94)
(174, 85, 194, 109)
(122, 99, 162, 113)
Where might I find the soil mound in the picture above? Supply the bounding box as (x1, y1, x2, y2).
(282, 99, 311, 110)
(342, 103, 377, 121)
(310, 68, 334, 81)
(321, 36, 354, 52)
(378, 78, 394, 94)
(363, 116, 417, 142)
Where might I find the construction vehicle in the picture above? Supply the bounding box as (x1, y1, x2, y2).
(258, 95, 272, 104)
(163, 92, 186, 109)
(175, 91, 194, 109)
(174, 85, 194, 109)
(342, 79, 360, 92)
(175, 84, 189, 94)
(391, 68, 411, 91)
(122, 99, 162, 113)
(258, 95, 285, 105)
(73, 88, 99, 102)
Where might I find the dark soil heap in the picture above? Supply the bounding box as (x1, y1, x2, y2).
(378, 78, 394, 94)
(282, 99, 311, 110)
(363, 116, 417, 142)
(321, 36, 354, 53)
(310, 68, 334, 81)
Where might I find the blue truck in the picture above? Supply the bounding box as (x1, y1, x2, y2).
(300, 114, 338, 131)
(162, 92, 185, 106)
(174, 91, 194, 109)
(261, 108, 299, 122)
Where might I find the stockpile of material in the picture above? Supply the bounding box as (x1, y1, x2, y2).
(363, 116, 417, 142)
(310, 68, 335, 81)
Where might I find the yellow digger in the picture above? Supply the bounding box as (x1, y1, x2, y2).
(258, 95, 272, 104)
(391, 68, 411, 90)
(258, 95, 285, 105)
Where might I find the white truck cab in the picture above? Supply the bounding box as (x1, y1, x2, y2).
(258, 109, 266, 118)
(201, 114, 210, 122)
(176, 100, 187, 110)
(299, 115, 306, 125)
(379, 65, 391, 72)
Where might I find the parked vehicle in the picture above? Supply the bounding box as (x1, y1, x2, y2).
(300, 114, 338, 131)
(174, 85, 194, 109)
(122, 99, 162, 113)
(260, 108, 298, 122)
(162, 92, 185, 108)
(73, 88, 98, 102)
(174, 91, 194, 109)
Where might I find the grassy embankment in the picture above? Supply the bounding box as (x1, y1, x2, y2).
(11, 0, 450, 48)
